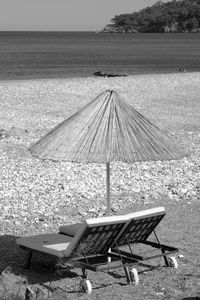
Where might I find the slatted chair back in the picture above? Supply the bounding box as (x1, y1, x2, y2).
(64, 215, 129, 258)
(116, 207, 166, 247)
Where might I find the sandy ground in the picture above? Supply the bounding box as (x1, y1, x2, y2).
(0, 72, 200, 299)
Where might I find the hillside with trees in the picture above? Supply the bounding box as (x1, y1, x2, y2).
(102, 0, 200, 33)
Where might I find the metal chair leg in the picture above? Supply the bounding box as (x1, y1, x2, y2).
(25, 251, 33, 269)
(82, 268, 88, 279)
(124, 266, 132, 284)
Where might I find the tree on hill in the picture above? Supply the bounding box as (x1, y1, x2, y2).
(103, 0, 200, 33)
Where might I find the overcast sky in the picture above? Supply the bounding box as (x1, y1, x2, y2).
(0, 0, 167, 31)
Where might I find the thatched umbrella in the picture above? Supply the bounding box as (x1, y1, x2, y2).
(30, 90, 185, 214)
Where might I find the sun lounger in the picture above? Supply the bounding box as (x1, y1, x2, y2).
(17, 214, 129, 259)
(59, 207, 178, 284)
(17, 214, 131, 293)
(17, 207, 178, 294)
(59, 207, 179, 284)
(109, 207, 179, 283)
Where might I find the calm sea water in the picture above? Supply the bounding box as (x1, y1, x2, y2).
(0, 31, 200, 80)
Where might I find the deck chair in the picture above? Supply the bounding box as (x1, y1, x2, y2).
(17, 208, 178, 293)
(58, 207, 179, 286)
(109, 206, 179, 283)
(17, 214, 132, 293)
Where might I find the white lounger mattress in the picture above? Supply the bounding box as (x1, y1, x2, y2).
(17, 233, 73, 257)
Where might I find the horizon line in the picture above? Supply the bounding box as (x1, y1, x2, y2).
(0, 30, 97, 32)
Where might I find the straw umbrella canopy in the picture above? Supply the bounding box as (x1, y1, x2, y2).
(30, 90, 185, 214)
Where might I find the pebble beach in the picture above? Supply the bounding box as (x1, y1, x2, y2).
(0, 72, 200, 237)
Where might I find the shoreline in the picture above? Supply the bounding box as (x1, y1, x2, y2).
(0, 67, 199, 83)
(0, 69, 199, 84)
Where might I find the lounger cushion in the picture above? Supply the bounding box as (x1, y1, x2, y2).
(59, 223, 82, 236)
(125, 207, 165, 220)
(17, 233, 73, 258)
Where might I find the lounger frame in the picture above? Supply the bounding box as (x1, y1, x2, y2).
(19, 229, 178, 286)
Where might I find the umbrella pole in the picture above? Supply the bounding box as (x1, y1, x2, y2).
(106, 162, 111, 215)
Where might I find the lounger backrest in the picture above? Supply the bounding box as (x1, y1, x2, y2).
(116, 207, 166, 246)
(64, 215, 129, 258)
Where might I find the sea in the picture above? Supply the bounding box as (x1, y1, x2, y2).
(0, 31, 200, 80)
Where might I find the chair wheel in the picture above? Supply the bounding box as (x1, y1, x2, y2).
(80, 279, 92, 294)
(168, 256, 178, 269)
(130, 268, 139, 285)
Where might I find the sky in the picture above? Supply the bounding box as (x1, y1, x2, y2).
(0, 0, 168, 31)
